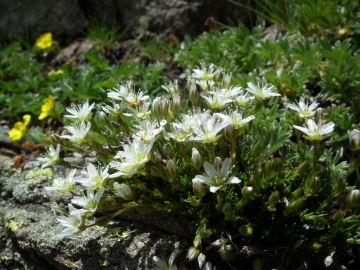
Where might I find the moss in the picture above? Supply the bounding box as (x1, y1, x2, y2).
(5, 220, 19, 233)
(25, 168, 52, 180)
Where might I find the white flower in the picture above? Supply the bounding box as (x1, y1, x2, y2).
(60, 121, 91, 144)
(167, 124, 192, 142)
(246, 81, 281, 100)
(56, 204, 85, 238)
(202, 262, 214, 270)
(113, 182, 133, 200)
(64, 101, 95, 122)
(234, 91, 255, 107)
(161, 80, 180, 98)
(76, 163, 109, 190)
(102, 100, 127, 116)
(45, 169, 76, 193)
(220, 85, 243, 99)
(193, 158, 241, 193)
(37, 144, 60, 168)
(131, 119, 167, 142)
(214, 110, 255, 129)
(192, 63, 221, 81)
(107, 81, 149, 106)
(287, 98, 319, 118)
(195, 80, 215, 91)
(201, 90, 233, 110)
(190, 114, 231, 143)
(109, 139, 155, 178)
(151, 253, 177, 270)
(293, 119, 335, 141)
(173, 108, 211, 134)
(123, 102, 151, 120)
(71, 188, 104, 216)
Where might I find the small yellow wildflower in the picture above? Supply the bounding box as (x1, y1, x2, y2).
(36, 33, 53, 49)
(48, 69, 64, 76)
(39, 95, 55, 120)
(8, 115, 31, 141)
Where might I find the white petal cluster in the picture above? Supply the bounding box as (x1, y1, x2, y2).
(107, 80, 149, 106)
(60, 121, 91, 144)
(193, 158, 241, 193)
(71, 188, 104, 216)
(192, 63, 222, 81)
(246, 82, 281, 100)
(56, 204, 85, 238)
(45, 169, 76, 193)
(76, 163, 109, 190)
(109, 139, 155, 178)
(288, 98, 319, 118)
(131, 119, 167, 142)
(214, 110, 255, 129)
(37, 144, 61, 168)
(293, 119, 335, 141)
(64, 101, 95, 122)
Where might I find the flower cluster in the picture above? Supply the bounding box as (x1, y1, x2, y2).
(41, 63, 344, 268)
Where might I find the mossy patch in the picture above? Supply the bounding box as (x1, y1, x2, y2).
(25, 168, 52, 180)
(5, 220, 19, 233)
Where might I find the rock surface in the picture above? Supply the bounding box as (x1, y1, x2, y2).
(0, 154, 198, 269)
(0, 0, 253, 44)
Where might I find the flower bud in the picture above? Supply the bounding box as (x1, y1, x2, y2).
(241, 186, 253, 200)
(193, 234, 202, 248)
(187, 247, 200, 261)
(151, 97, 162, 119)
(334, 179, 346, 193)
(297, 160, 309, 175)
(113, 183, 133, 200)
(273, 158, 284, 172)
(219, 250, 235, 261)
(22, 141, 35, 151)
(191, 148, 203, 170)
(264, 160, 275, 173)
(189, 79, 200, 104)
(348, 129, 360, 152)
(312, 242, 322, 250)
(286, 198, 304, 213)
(189, 196, 201, 207)
(268, 190, 280, 206)
(170, 96, 181, 116)
(213, 157, 222, 171)
(329, 222, 338, 235)
(309, 176, 321, 192)
(166, 159, 177, 179)
(222, 202, 233, 216)
(292, 188, 303, 200)
(253, 258, 262, 270)
(315, 108, 323, 123)
(224, 124, 236, 142)
(238, 224, 253, 236)
(192, 179, 206, 198)
(346, 189, 360, 208)
(332, 210, 345, 221)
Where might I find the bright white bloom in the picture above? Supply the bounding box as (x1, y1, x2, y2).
(102, 100, 127, 116)
(113, 182, 133, 200)
(56, 204, 85, 238)
(202, 262, 214, 270)
(167, 125, 192, 142)
(192, 63, 221, 81)
(190, 115, 231, 143)
(37, 144, 60, 168)
(220, 85, 243, 99)
(60, 121, 91, 144)
(214, 110, 255, 129)
(234, 91, 255, 107)
(45, 169, 76, 193)
(173, 108, 211, 134)
(293, 119, 335, 141)
(201, 90, 233, 110)
(195, 80, 215, 91)
(246, 81, 281, 100)
(123, 102, 151, 120)
(76, 163, 109, 190)
(161, 80, 180, 98)
(193, 158, 241, 193)
(64, 101, 95, 122)
(107, 81, 149, 106)
(287, 98, 319, 118)
(109, 139, 155, 178)
(71, 188, 104, 216)
(132, 119, 167, 142)
(151, 252, 177, 270)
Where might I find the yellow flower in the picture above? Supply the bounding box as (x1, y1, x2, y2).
(39, 95, 55, 120)
(48, 69, 64, 76)
(8, 115, 31, 141)
(36, 33, 53, 49)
